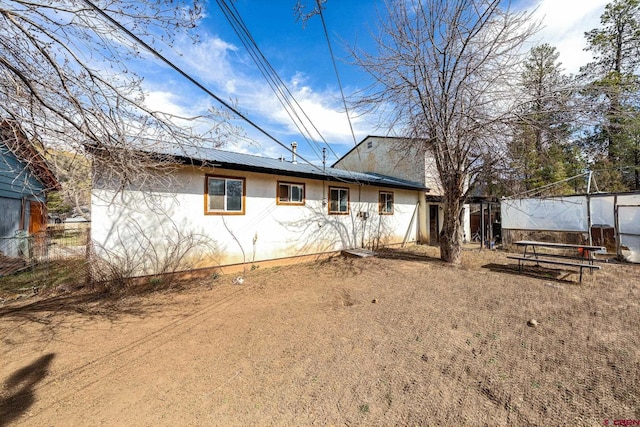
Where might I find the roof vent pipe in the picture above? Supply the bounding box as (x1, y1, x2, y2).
(291, 141, 298, 164)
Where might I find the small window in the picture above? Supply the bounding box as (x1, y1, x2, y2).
(329, 187, 349, 214)
(379, 191, 394, 215)
(205, 175, 245, 214)
(277, 182, 305, 205)
(367, 140, 373, 149)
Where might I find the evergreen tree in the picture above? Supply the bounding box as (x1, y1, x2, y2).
(508, 44, 581, 195)
(580, 0, 640, 190)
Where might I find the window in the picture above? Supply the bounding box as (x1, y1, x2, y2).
(329, 187, 349, 214)
(379, 191, 394, 215)
(205, 175, 245, 214)
(277, 181, 305, 205)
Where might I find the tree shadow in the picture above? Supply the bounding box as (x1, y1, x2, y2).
(375, 248, 446, 265)
(315, 255, 365, 278)
(0, 353, 55, 427)
(482, 263, 577, 284)
(0, 286, 168, 323)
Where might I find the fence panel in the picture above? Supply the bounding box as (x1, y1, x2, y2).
(0, 225, 91, 293)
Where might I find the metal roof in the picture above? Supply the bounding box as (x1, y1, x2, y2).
(163, 145, 428, 192)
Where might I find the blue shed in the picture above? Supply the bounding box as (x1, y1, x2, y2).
(0, 121, 60, 249)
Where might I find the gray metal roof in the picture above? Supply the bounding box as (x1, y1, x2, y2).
(164, 145, 427, 191)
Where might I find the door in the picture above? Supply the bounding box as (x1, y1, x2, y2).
(429, 205, 439, 245)
(28, 201, 47, 233)
(28, 201, 47, 258)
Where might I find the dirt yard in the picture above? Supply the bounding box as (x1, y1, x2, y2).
(1, 245, 638, 426)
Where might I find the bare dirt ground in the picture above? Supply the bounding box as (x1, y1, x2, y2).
(1, 245, 638, 426)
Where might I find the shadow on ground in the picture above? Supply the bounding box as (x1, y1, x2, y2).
(0, 277, 196, 322)
(375, 248, 446, 264)
(482, 263, 580, 284)
(0, 353, 55, 427)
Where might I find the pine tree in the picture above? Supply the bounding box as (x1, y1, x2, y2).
(581, 0, 640, 190)
(509, 44, 580, 195)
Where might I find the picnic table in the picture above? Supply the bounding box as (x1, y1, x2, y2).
(507, 240, 606, 283)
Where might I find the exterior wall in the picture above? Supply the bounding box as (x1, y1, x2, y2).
(463, 204, 471, 243)
(0, 145, 48, 240)
(333, 136, 472, 243)
(0, 198, 22, 248)
(423, 153, 443, 195)
(91, 165, 421, 276)
(333, 136, 429, 187)
(0, 144, 46, 202)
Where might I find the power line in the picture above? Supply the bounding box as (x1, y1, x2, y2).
(216, 0, 342, 163)
(80, 0, 325, 174)
(215, 0, 322, 161)
(316, 0, 358, 148)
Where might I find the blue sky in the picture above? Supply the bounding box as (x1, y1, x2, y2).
(138, 0, 611, 166)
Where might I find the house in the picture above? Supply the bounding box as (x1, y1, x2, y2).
(90, 145, 428, 276)
(0, 121, 60, 257)
(331, 136, 471, 245)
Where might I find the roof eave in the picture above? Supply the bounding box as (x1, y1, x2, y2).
(172, 155, 428, 192)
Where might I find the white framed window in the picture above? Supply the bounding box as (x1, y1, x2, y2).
(379, 191, 394, 215)
(205, 175, 245, 215)
(277, 181, 305, 205)
(329, 187, 349, 214)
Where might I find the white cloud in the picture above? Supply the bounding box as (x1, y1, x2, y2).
(525, 0, 609, 73)
(248, 75, 369, 145)
(171, 34, 240, 88)
(136, 25, 376, 159)
(143, 90, 191, 117)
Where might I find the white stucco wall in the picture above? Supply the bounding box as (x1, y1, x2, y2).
(333, 136, 474, 244)
(91, 165, 421, 276)
(333, 136, 428, 186)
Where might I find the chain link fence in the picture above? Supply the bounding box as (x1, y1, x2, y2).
(0, 225, 91, 295)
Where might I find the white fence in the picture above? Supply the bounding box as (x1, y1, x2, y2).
(502, 193, 640, 263)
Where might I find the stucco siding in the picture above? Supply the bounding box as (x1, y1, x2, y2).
(334, 136, 427, 185)
(91, 166, 420, 276)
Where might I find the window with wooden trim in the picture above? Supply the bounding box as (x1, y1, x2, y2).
(329, 186, 349, 214)
(205, 175, 245, 214)
(379, 191, 394, 214)
(277, 181, 305, 205)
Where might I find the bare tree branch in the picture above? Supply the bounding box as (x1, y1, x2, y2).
(350, 0, 539, 263)
(1, 0, 242, 197)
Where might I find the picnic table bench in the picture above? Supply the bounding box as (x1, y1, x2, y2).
(507, 240, 606, 283)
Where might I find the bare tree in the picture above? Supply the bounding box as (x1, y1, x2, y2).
(351, 0, 538, 264)
(0, 1, 239, 191)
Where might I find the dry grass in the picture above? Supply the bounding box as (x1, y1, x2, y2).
(0, 245, 638, 426)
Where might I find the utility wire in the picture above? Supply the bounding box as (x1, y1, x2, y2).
(216, 0, 342, 163)
(215, 0, 322, 160)
(80, 0, 326, 175)
(316, 0, 358, 148)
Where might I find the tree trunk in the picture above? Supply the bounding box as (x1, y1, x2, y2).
(439, 192, 463, 265)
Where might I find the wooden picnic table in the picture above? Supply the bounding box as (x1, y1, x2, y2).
(507, 240, 606, 283)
